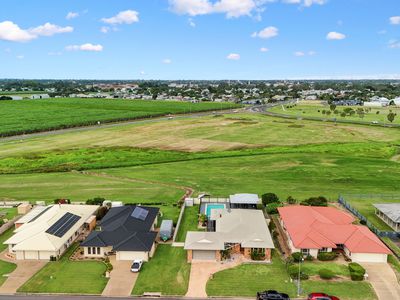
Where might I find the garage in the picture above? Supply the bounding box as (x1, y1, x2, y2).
(192, 250, 216, 261)
(24, 251, 39, 260)
(351, 253, 388, 263)
(116, 251, 149, 261)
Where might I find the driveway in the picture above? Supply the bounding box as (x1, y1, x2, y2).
(186, 259, 241, 298)
(0, 251, 46, 294)
(362, 263, 400, 300)
(101, 256, 138, 297)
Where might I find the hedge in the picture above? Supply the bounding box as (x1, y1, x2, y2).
(349, 262, 366, 281)
(319, 268, 335, 280)
(317, 252, 337, 261)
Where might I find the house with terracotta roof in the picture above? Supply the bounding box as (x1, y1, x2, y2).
(278, 206, 391, 263)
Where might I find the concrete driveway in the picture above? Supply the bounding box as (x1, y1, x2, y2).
(362, 263, 400, 300)
(186, 259, 241, 298)
(0, 251, 46, 294)
(102, 256, 138, 297)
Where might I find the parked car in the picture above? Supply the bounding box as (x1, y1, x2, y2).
(130, 259, 143, 272)
(256, 290, 290, 300)
(308, 292, 340, 300)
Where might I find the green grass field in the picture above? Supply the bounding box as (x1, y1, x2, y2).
(0, 260, 17, 287)
(18, 243, 108, 294)
(206, 252, 376, 299)
(0, 207, 18, 221)
(132, 245, 190, 296)
(0, 98, 238, 137)
(270, 103, 400, 125)
(176, 206, 203, 242)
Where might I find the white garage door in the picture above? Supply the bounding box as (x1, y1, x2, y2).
(192, 250, 216, 261)
(24, 251, 39, 260)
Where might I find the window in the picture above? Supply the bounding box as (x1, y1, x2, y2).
(301, 249, 310, 255)
(318, 248, 328, 253)
(251, 248, 265, 255)
(97, 247, 100, 255)
(88, 247, 91, 254)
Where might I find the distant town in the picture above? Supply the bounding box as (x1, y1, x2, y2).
(1, 80, 400, 107)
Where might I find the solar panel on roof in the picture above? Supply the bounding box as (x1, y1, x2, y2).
(131, 207, 149, 221)
(46, 212, 81, 238)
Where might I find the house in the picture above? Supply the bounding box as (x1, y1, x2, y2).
(184, 209, 274, 262)
(30, 94, 50, 99)
(81, 205, 158, 261)
(278, 206, 391, 263)
(4, 204, 98, 260)
(373, 203, 400, 232)
(229, 193, 260, 209)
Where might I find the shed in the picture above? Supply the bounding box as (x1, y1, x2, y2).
(160, 220, 173, 241)
(17, 203, 32, 215)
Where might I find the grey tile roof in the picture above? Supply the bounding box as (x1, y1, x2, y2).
(373, 203, 400, 223)
(81, 205, 159, 252)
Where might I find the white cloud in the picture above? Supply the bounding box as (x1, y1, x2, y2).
(304, 0, 327, 7)
(100, 26, 110, 34)
(389, 39, 400, 49)
(66, 12, 79, 20)
(16, 55, 24, 59)
(326, 31, 346, 40)
(294, 50, 316, 56)
(251, 26, 278, 39)
(140, 71, 146, 75)
(188, 18, 196, 27)
(66, 43, 103, 52)
(29, 23, 73, 37)
(163, 58, 172, 64)
(294, 51, 305, 56)
(390, 16, 400, 25)
(227, 53, 240, 60)
(260, 47, 269, 52)
(308, 50, 316, 56)
(0, 21, 36, 42)
(101, 10, 139, 25)
(168, 0, 267, 18)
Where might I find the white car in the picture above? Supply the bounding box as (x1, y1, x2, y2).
(131, 259, 143, 273)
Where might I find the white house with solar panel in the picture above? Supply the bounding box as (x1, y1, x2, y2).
(4, 204, 98, 260)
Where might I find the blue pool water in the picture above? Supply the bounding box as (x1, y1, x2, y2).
(206, 204, 226, 218)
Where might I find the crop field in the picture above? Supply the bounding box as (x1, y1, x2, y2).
(270, 103, 400, 124)
(0, 98, 238, 137)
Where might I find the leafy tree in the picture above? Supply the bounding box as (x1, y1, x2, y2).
(261, 193, 280, 206)
(96, 206, 109, 220)
(300, 196, 328, 207)
(86, 197, 106, 206)
(387, 111, 397, 123)
(286, 196, 297, 204)
(329, 104, 336, 111)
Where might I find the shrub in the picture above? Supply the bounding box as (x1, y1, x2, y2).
(292, 252, 303, 262)
(349, 262, 366, 281)
(261, 193, 280, 206)
(251, 250, 265, 261)
(288, 265, 309, 280)
(319, 268, 335, 280)
(300, 196, 328, 207)
(305, 254, 314, 261)
(286, 196, 297, 204)
(317, 252, 337, 261)
(86, 197, 105, 206)
(266, 202, 283, 214)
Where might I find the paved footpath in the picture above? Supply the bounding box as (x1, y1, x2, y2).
(362, 263, 400, 300)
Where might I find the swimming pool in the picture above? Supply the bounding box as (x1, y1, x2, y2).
(205, 203, 226, 219)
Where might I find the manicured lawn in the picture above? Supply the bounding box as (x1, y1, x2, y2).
(0, 260, 16, 286)
(0, 98, 238, 137)
(301, 261, 350, 277)
(176, 206, 202, 242)
(132, 245, 190, 296)
(18, 243, 108, 294)
(0, 227, 15, 252)
(0, 207, 18, 221)
(270, 103, 400, 125)
(206, 251, 296, 297)
(206, 252, 375, 299)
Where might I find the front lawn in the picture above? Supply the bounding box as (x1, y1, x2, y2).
(206, 251, 296, 297)
(301, 261, 350, 277)
(18, 243, 108, 294)
(0, 260, 17, 286)
(206, 252, 376, 299)
(176, 206, 202, 242)
(132, 245, 190, 295)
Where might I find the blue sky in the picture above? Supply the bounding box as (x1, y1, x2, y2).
(0, 0, 399, 80)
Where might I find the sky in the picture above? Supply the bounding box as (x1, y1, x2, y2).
(0, 0, 399, 80)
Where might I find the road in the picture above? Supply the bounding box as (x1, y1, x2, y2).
(0, 296, 257, 300)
